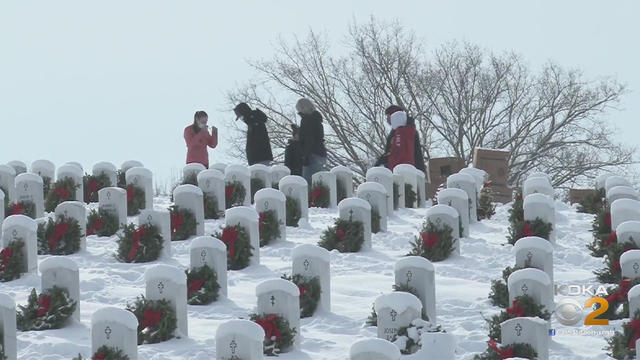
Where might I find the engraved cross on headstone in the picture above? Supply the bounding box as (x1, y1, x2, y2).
(23, 183, 28, 191)
(435, 217, 442, 225)
(303, 259, 310, 271)
(107, 191, 111, 200)
(288, 188, 293, 196)
(264, 201, 269, 211)
(147, 214, 153, 226)
(133, 177, 139, 185)
(515, 323, 523, 336)
(104, 326, 112, 339)
(406, 270, 413, 283)
(634, 262, 640, 274)
(526, 251, 533, 263)
(230, 339, 238, 354)
(521, 283, 528, 294)
(157, 281, 165, 294)
(201, 249, 207, 264)
(270, 295, 276, 306)
(232, 174, 237, 181)
(12, 229, 18, 240)
(390, 309, 398, 321)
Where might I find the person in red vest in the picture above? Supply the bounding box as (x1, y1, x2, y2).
(184, 110, 218, 168)
(375, 105, 426, 171)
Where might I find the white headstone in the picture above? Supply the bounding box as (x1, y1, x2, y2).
(6, 161, 26, 175)
(40, 256, 80, 320)
(91, 307, 138, 360)
(596, 174, 612, 191)
(338, 198, 372, 251)
(357, 182, 388, 232)
(254, 188, 286, 243)
(394, 165, 419, 209)
(367, 167, 394, 213)
(394, 256, 436, 323)
(183, 163, 206, 181)
(616, 221, 640, 248)
(606, 176, 632, 195)
(225, 206, 260, 265)
(523, 193, 556, 243)
(211, 163, 228, 174)
(350, 338, 401, 360)
(374, 292, 422, 342)
(1, 215, 38, 272)
(92, 162, 118, 187)
(0, 294, 16, 360)
(620, 250, 640, 280)
(226, 164, 252, 207)
(425, 205, 460, 255)
(98, 187, 127, 229)
(0, 165, 16, 203)
(63, 162, 84, 172)
(500, 317, 549, 360)
(446, 173, 478, 223)
(250, 163, 271, 191)
(14, 173, 44, 218)
(126, 167, 154, 210)
(523, 177, 554, 199)
(292, 244, 331, 312)
(527, 171, 551, 182)
(628, 285, 640, 320)
(393, 174, 405, 210)
(611, 199, 640, 231)
(255, 278, 301, 348)
(331, 166, 354, 201)
(197, 169, 226, 213)
(55, 201, 87, 251)
(278, 175, 309, 221)
(190, 236, 228, 297)
(270, 165, 291, 188)
(437, 188, 470, 238)
(57, 164, 84, 202)
(215, 319, 265, 360)
(513, 237, 554, 284)
(144, 264, 188, 337)
(607, 185, 639, 204)
(416, 169, 427, 208)
(460, 167, 488, 192)
(173, 184, 204, 237)
(311, 171, 337, 208)
(139, 210, 171, 258)
(31, 160, 55, 183)
(507, 268, 554, 312)
(414, 332, 457, 360)
(121, 160, 144, 174)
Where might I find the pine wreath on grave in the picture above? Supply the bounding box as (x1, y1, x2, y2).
(318, 216, 364, 253)
(310, 182, 330, 208)
(126, 295, 177, 345)
(126, 184, 146, 216)
(259, 209, 281, 246)
(203, 192, 221, 220)
(485, 295, 551, 342)
(407, 219, 454, 262)
(84, 173, 111, 203)
(405, 183, 417, 208)
(17, 287, 77, 331)
(367, 280, 423, 327)
(371, 207, 381, 234)
(506, 218, 553, 245)
(395, 318, 445, 355)
(477, 182, 496, 220)
(116, 170, 127, 189)
(488, 265, 525, 308)
(5, 200, 36, 219)
(116, 223, 163, 263)
(37, 215, 83, 255)
(281, 274, 321, 318)
(579, 187, 606, 214)
(45, 177, 78, 212)
(169, 205, 197, 241)
(286, 196, 301, 227)
(250, 313, 296, 356)
(473, 341, 537, 360)
(186, 264, 220, 305)
(587, 207, 613, 258)
(606, 309, 640, 360)
(214, 224, 253, 270)
(508, 189, 524, 226)
(225, 180, 246, 209)
(594, 242, 638, 285)
(0, 240, 24, 282)
(597, 277, 640, 320)
(87, 209, 120, 237)
(251, 177, 266, 204)
(393, 182, 400, 210)
(91, 345, 130, 360)
(182, 173, 198, 186)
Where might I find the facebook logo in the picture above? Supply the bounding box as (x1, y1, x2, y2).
(549, 329, 556, 336)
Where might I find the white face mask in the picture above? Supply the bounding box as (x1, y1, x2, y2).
(390, 111, 407, 129)
(198, 122, 207, 129)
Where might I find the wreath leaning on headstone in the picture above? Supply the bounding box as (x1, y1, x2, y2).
(473, 341, 537, 360)
(405, 183, 417, 208)
(42, 176, 52, 200)
(259, 210, 282, 246)
(594, 241, 638, 285)
(485, 295, 551, 343)
(506, 217, 553, 245)
(250, 313, 296, 356)
(126, 295, 177, 345)
(597, 277, 640, 321)
(186, 264, 220, 305)
(225, 180, 246, 209)
(116, 223, 163, 263)
(366, 281, 422, 327)
(309, 182, 330, 208)
(37, 215, 83, 255)
(371, 207, 381, 234)
(169, 205, 197, 241)
(286, 196, 301, 227)
(407, 220, 454, 262)
(394, 318, 445, 355)
(116, 170, 127, 189)
(73, 345, 130, 360)
(508, 189, 524, 226)
(5, 200, 36, 219)
(126, 184, 146, 216)
(203, 192, 221, 220)
(214, 224, 253, 270)
(251, 177, 266, 204)
(318, 216, 365, 253)
(488, 265, 525, 308)
(87, 209, 120, 237)
(587, 207, 613, 258)
(45, 177, 78, 212)
(477, 183, 496, 220)
(17, 287, 77, 331)
(578, 187, 605, 214)
(281, 274, 321, 318)
(606, 309, 640, 360)
(0, 240, 25, 282)
(84, 173, 111, 203)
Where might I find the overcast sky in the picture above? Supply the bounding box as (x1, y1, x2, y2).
(1, 0, 638, 187)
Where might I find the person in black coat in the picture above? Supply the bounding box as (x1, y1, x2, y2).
(284, 124, 303, 176)
(233, 102, 274, 166)
(375, 105, 426, 171)
(296, 98, 328, 184)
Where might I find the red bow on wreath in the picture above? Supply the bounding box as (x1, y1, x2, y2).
(298, 284, 308, 297)
(54, 187, 69, 201)
(127, 226, 147, 261)
(188, 278, 206, 295)
(225, 186, 234, 201)
(421, 232, 440, 249)
(607, 278, 632, 303)
(604, 232, 617, 246)
(0, 247, 13, 270)
(171, 213, 184, 234)
(221, 227, 238, 258)
(141, 308, 163, 329)
(628, 319, 640, 350)
(337, 229, 345, 241)
(87, 218, 103, 236)
(11, 203, 24, 215)
(88, 180, 99, 199)
(259, 212, 266, 231)
(605, 214, 612, 229)
(506, 299, 525, 317)
(92, 352, 106, 360)
(255, 314, 282, 341)
(37, 295, 52, 317)
(488, 339, 514, 359)
(522, 222, 533, 237)
(126, 185, 134, 203)
(48, 222, 70, 251)
(311, 188, 324, 206)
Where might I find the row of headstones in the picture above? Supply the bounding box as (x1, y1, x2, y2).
(597, 175, 640, 236)
(598, 173, 640, 205)
(522, 172, 557, 243)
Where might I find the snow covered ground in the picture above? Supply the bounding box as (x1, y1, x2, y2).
(4, 197, 619, 359)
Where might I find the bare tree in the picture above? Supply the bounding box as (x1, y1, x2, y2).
(226, 18, 634, 187)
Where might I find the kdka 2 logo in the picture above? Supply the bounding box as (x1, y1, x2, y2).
(553, 284, 610, 326)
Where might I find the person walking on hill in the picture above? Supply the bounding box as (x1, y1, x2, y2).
(184, 110, 218, 168)
(233, 102, 274, 166)
(296, 98, 327, 184)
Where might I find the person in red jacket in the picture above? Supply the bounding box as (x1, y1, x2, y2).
(375, 105, 426, 171)
(184, 111, 218, 168)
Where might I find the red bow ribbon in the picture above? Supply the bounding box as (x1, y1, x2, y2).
(141, 309, 163, 329)
(54, 187, 69, 200)
(488, 339, 515, 359)
(259, 212, 266, 231)
(522, 222, 533, 237)
(126, 185, 134, 203)
(127, 226, 147, 261)
(11, 203, 24, 215)
(605, 214, 612, 229)
(87, 218, 103, 236)
(613, 261, 621, 273)
(225, 186, 234, 201)
(48, 222, 70, 251)
(171, 213, 184, 234)
(256, 314, 282, 341)
(311, 188, 324, 206)
(337, 229, 345, 241)
(298, 284, 308, 297)
(421, 232, 440, 249)
(92, 352, 106, 360)
(628, 319, 640, 350)
(506, 299, 525, 317)
(607, 278, 632, 303)
(604, 232, 617, 246)
(221, 227, 238, 258)
(188, 278, 206, 295)
(0, 247, 13, 269)
(88, 180, 99, 199)
(37, 295, 52, 317)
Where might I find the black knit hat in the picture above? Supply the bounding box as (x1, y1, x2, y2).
(234, 102, 252, 119)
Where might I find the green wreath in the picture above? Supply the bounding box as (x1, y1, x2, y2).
(126, 184, 146, 216)
(116, 224, 163, 263)
(587, 208, 613, 257)
(117, 170, 127, 189)
(598, 277, 640, 321)
(393, 182, 400, 210)
(371, 207, 381, 234)
(286, 196, 301, 227)
(477, 184, 496, 220)
(169, 206, 197, 241)
(0, 240, 25, 282)
(87, 209, 120, 237)
(506, 218, 553, 245)
(251, 177, 266, 204)
(259, 210, 282, 246)
(578, 188, 605, 214)
(310, 182, 330, 208)
(488, 265, 524, 308)
(474, 341, 537, 360)
(405, 183, 417, 208)
(45, 178, 78, 212)
(407, 220, 454, 262)
(186, 264, 220, 305)
(250, 313, 296, 356)
(395, 320, 444, 354)
(17, 287, 77, 331)
(606, 309, 640, 360)
(215, 224, 253, 270)
(91, 345, 130, 360)
(507, 189, 524, 226)
(367, 282, 423, 327)
(5, 200, 36, 219)
(182, 173, 198, 186)
(225, 180, 246, 209)
(282, 274, 321, 318)
(594, 242, 638, 285)
(486, 295, 551, 342)
(37, 215, 83, 255)
(318, 217, 364, 253)
(126, 295, 177, 345)
(203, 192, 221, 220)
(84, 173, 111, 203)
